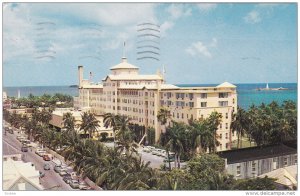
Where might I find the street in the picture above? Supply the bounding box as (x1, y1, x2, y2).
(3, 130, 73, 191)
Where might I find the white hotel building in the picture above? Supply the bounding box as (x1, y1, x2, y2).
(74, 57, 238, 151)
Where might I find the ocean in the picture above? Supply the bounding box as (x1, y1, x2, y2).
(3, 83, 297, 110)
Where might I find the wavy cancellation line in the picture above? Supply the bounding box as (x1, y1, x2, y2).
(78, 56, 102, 61)
(137, 51, 160, 56)
(136, 56, 159, 61)
(137, 45, 160, 50)
(137, 22, 160, 28)
(136, 39, 160, 45)
(138, 33, 160, 39)
(137, 28, 160, 33)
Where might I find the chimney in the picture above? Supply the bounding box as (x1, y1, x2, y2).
(78, 65, 83, 88)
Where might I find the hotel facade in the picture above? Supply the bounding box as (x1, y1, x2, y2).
(74, 57, 238, 151)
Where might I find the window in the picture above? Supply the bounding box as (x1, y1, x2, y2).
(233, 98, 235, 104)
(226, 113, 228, 119)
(236, 166, 241, 176)
(226, 133, 228, 139)
(273, 158, 278, 170)
(226, 143, 229, 149)
(201, 102, 207, 107)
(189, 93, 194, 100)
(284, 157, 288, 166)
(182, 113, 184, 119)
(225, 123, 228, 129)
(219, 133, 222, 139)
(219, 144, 222, 150)
(295, 156, 297, 164)
(220, 123, 222, 129)
(187, 114, 189, 119)
(177, 113, 179, 118)
(252, 162, 256, 172)
(219, 101, 228, 107)
(200, 93, 207, 99)
(201, 114, 204, 119)
(189, 102, 194, 107)
(219, 92, 229, 98)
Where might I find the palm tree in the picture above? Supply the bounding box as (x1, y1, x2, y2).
(189, 119, 207, 154)
(80, 112, 100, 139)
(231, 107, 249, 148)
(157, 107, 172, 127)
(206, 111, 222, 153)
(116, 115, 130, 140)
(157, 108, 173, 168)
(63, 112, 75, 132)
(165, 122, 185, 169)
(103, 113, 119, 147)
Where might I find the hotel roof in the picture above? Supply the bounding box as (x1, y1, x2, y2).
(217, 82, 237, 88)
(218, 144, 297, 164)
(103, 74, 163, 81)
(110, 57, 139, 70)
(119, 84, 179, 90)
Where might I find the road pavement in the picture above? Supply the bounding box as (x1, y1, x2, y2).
(3, 130, 73, 191)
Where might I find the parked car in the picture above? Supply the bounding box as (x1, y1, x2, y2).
(35, 150, 46, 157)
(43, 154, 51, 161)
(69, 180, 80, 189)
(21, 145, 28, 152)
(160, 150, 167, 157)
(79, 181, 90, 190)
(63, 175, 72, 184)
(54, 165, 63, 173)
(39, 171, 45, 178)
(142, 147, 151, 153)
(59, 169, 68, 177)
(8, 128, 14, 134)
(151, 149, 159, 155)
(44, 163, 51, 170)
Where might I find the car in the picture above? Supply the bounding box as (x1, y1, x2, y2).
(54, 165, 63, 173)
(142, 147, 151, 153)
(22, 139, 31, 145)
(69, 180, 80, 189)
(63, 175, 72, 184)
(81, 186, 92, 190)
(151, 149, 159, 155)
(8, 128, 14, 134)
(35, 150, 46, 157)
(160, 150, 167, 157)
(44, 163, 51, 170)
(21, 146, 28, 152)
(156, 149, 162, 156)
(43, 154, 51, 161)
(39, 171, 45, 178)
(79, 181, 89, 190)
(59, 169, 68, 176)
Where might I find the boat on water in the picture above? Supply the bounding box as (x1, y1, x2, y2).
(256, 83, 288, 91)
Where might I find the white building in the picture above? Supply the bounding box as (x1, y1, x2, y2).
(74, 56, 238, 151)
(3, 156, 44, 191)
(49, 108, 113, 138)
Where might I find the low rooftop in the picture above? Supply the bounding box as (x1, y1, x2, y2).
(218, 144, 297, 164)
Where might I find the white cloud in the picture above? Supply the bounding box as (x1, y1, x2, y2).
(244, 10, 261, 24)
(186, 38, 218, 58)
(166, 4, 191, 20)
(160, 21, 174, 37)
(197, 3, 217, 12)
(186, 41, 212, 58)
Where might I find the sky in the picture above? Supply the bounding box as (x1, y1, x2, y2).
(2, 2, 297, 87)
